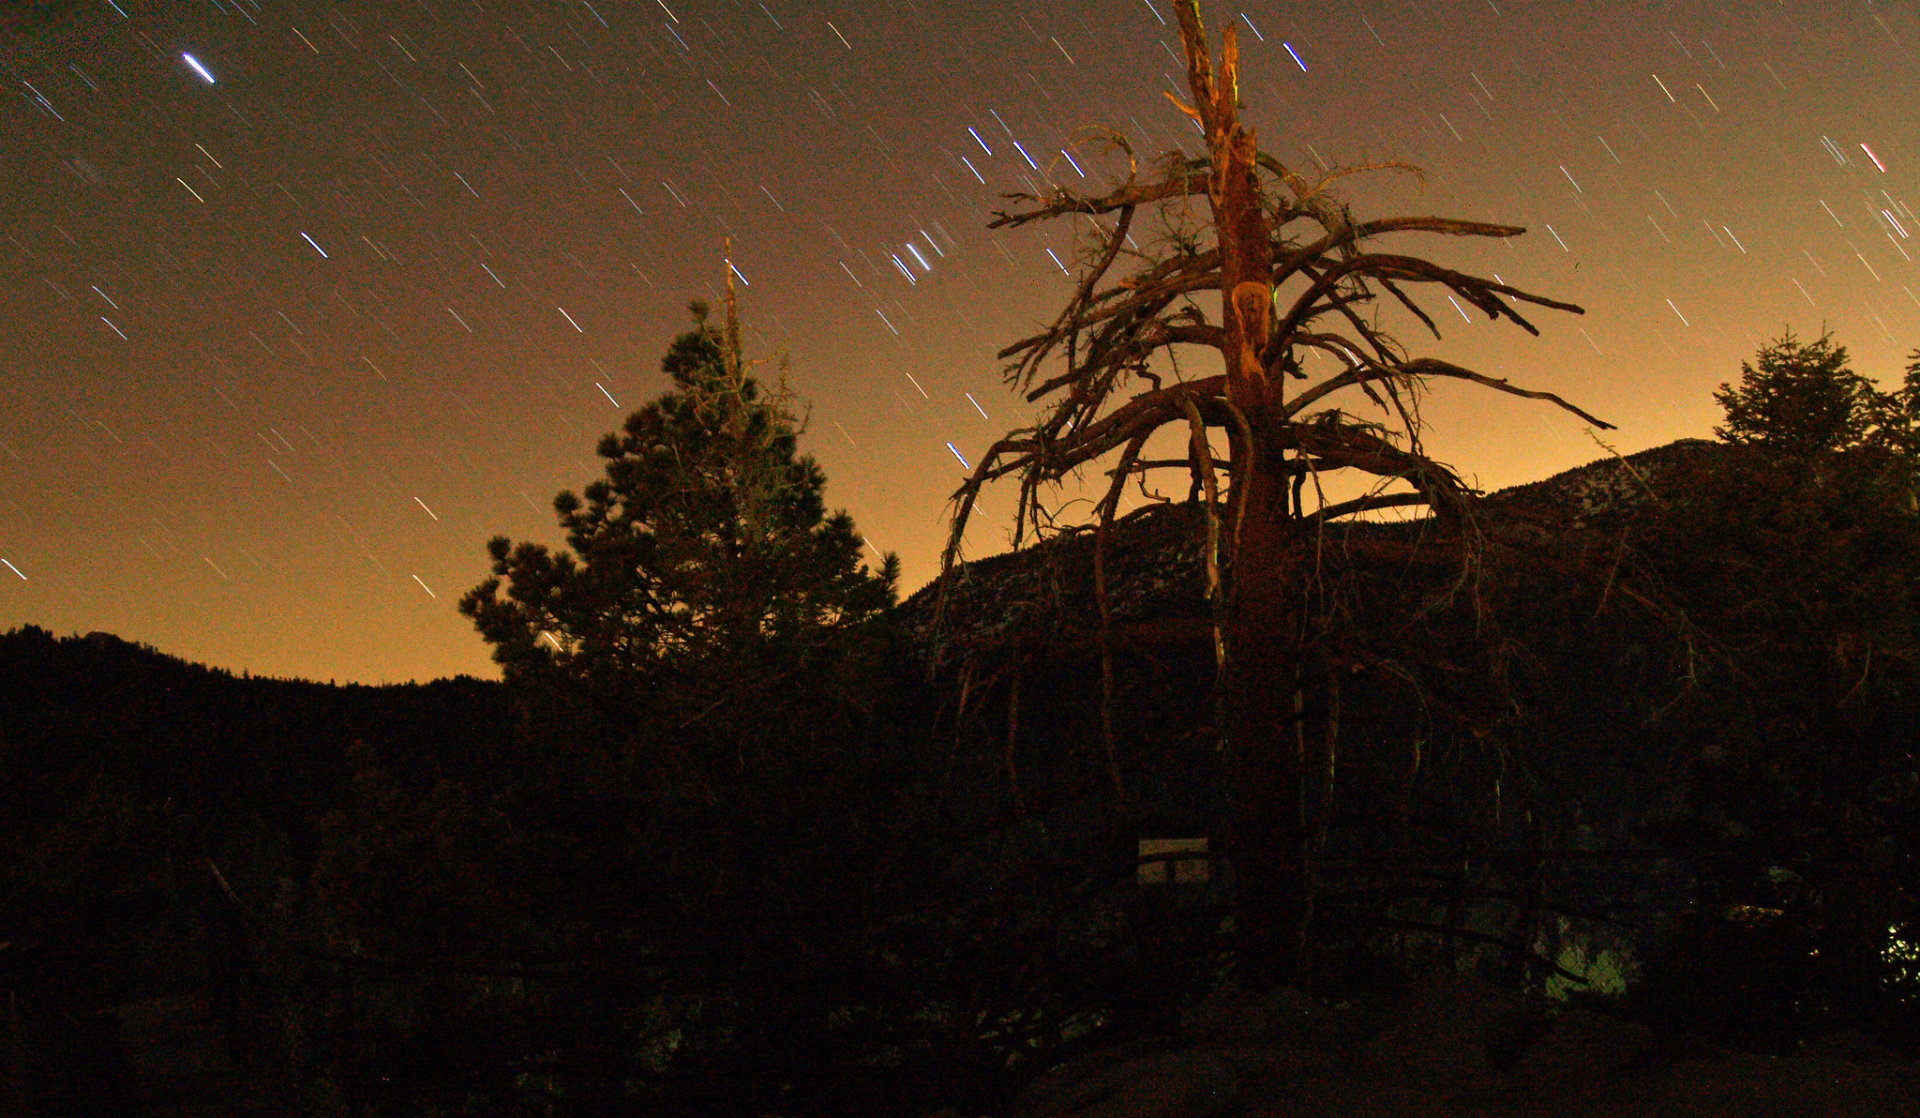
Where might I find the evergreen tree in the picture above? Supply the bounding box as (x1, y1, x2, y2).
(456, 289, 906, 1108)
(1713, 330, 1879, 457)
(1867, 349, 1920, 477)
(461, 295, 898, 768)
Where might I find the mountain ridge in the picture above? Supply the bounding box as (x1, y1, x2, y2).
(0, 437, 1722, 690)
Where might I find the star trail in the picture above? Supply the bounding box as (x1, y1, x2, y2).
(1, 0, 1916, 682)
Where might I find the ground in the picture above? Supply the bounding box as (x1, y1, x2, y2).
(996, 974, 1920, 1118)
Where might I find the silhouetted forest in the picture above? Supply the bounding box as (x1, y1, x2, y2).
(5, 418, 1920, 1115)
(7, 3, 1920, 1107)
(8, 2, 1920, 1114)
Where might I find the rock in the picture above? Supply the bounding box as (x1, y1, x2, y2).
(1014, 1041, 1165, 1117)
(1504, 1006, 1652, 1090)
(1178, 983, 1255, 1044)
(1806, 1029, 1891, 1063)
(1212, 1044, 1339, 1095)
(1014, 1050, 1238, 1118)
(112, 993, 236, 1079)
(1353, 971, 1525, 1092)
(1179, 982, 1327, 1050)
(1261, 987, 1346, 1051)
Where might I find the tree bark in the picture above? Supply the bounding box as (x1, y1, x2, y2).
(1173, 0, 1306, 990)
(1223, 453, 1312, 989)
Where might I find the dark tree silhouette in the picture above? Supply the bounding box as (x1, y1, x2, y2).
(461, 269, 898, 769)
(1713, 329, 1880, 458)
(455, 266, 905, 1107)
(1615, 341, 1920, 1033)
(942, 0, 1605, 988)
(1870, 350, 1920, 497)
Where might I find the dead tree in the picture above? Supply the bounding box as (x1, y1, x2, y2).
(940, 0, 1609, 989)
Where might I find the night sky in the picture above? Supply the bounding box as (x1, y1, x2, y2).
(1, 0, 1915, 683)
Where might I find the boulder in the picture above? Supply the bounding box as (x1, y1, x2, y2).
(1211, 1044, 1339, 1095)
(112, 994, 235, 1079)
(1179, 982, 1330, 1050)
(1015, 1041, 1163, 1116)
(1014, 1049, 1238, 1118)
(1353, 971, 1525, 1093)
(1504, 1006, 1652, 1090)
(1805, 1029, 1893, 1063)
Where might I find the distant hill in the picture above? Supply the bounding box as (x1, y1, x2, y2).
(0, 438, 1717, 714)
(0, 435, 1732, 847)
(1479, 437, 1723, 522)
(5, 435, 1916, 1112)
(0, 625, 510, 815)
(901, 437, 1728, 665)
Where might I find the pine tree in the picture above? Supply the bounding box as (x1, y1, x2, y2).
(456, 273, 904, 1106)
(1869, 349, 1920, 479)
(461, 282, 898, 776)
(1712, 330, 1878, 458)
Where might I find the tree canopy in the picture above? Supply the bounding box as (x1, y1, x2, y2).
(1874, 349, 1920, 476)
(447, 288, 908, 1109)
(460, 295, 898, 755)
(1712, 330, 1882, 457)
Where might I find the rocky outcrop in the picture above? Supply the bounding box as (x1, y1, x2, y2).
(1002, 971, 1919, 1118)
(899, 439, 1726, 669)
(1502, 1005, 1653, 1092)
(1012, 1048, 1238, 1118)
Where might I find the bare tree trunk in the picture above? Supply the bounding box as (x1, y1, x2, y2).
(1173, 0, 1306, 990)
(1223, 452, 1311, 989)
(946, 0, 1597, 991)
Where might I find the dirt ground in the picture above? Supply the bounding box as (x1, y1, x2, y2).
(1005, 976, 1920, 1118)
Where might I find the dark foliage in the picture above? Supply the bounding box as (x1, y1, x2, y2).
(0, 628, 509, 1113)
(429, 298, 913, 1113)
(4, 440, 1920, 1113)
(6, 333, 1920, 1115)
(460, 300, 897, 726)
(1712, 330, 1881, 457)
(1619, 448, 1920, 1042)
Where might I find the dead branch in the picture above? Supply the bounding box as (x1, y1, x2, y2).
(988, 163, 1209, 229)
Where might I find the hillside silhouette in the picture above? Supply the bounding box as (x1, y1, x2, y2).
(4, 435, 1920, 1115)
